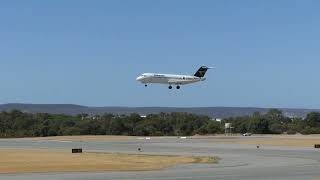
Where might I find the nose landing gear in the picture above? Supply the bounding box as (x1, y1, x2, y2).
(145, 84, 148, 87)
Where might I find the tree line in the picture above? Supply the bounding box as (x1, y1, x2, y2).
(0, 109, 319, 138)
(0, 110, 222, 137)
(223, 109, 320, 135)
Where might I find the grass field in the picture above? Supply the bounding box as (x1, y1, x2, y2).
(236, 137, 320, 147)
(12, 134, 320, 147)
(210, 135, 320, 147)
(0, 149, 218, 174)
(17, 135, 137, 141)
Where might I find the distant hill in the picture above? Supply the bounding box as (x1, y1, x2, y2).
(0, 103, 319, 118)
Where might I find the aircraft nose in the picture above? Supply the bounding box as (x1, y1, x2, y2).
(136, 76, 142, 81)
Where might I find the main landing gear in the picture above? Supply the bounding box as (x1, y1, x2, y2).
(168, 85, 180, 90)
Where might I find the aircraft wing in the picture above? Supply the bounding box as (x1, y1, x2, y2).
(168, 79, 192, 85)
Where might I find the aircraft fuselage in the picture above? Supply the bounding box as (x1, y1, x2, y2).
(136, 73, 204, 85)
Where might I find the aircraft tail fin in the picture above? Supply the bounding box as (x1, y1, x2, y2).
(194, 66, 212, 77)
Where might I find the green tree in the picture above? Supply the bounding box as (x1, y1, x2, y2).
(305, 112, 320, 127)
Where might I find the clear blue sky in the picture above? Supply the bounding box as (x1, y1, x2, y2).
(1, 0, 320, 108)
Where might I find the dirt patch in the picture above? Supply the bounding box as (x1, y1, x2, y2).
(0, 149, 218, 174)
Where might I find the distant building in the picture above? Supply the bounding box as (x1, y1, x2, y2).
(212, 118, 222, 122)
(225, 123, 234, 135)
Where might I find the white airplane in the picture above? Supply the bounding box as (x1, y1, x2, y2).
(136, 66, 213, 89)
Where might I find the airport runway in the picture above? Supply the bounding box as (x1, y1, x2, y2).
(0, 136, 319, 180)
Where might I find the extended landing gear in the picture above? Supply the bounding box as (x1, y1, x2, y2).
(168, 85, 180, 90)
(145, 84, 148, 87)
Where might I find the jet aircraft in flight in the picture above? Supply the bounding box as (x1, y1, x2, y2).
(136, 66, 213, 89)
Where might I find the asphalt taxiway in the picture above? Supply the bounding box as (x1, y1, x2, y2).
(0, 136, 319, 180)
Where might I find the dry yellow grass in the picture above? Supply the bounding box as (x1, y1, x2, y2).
(10, 135, 320, 147)
(236, 138, 319, 147)
(214, 135, 320, 147)
(17, 135, 136, 141)
(8, 135, 320, 147)
(0, 149, 218, 174)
